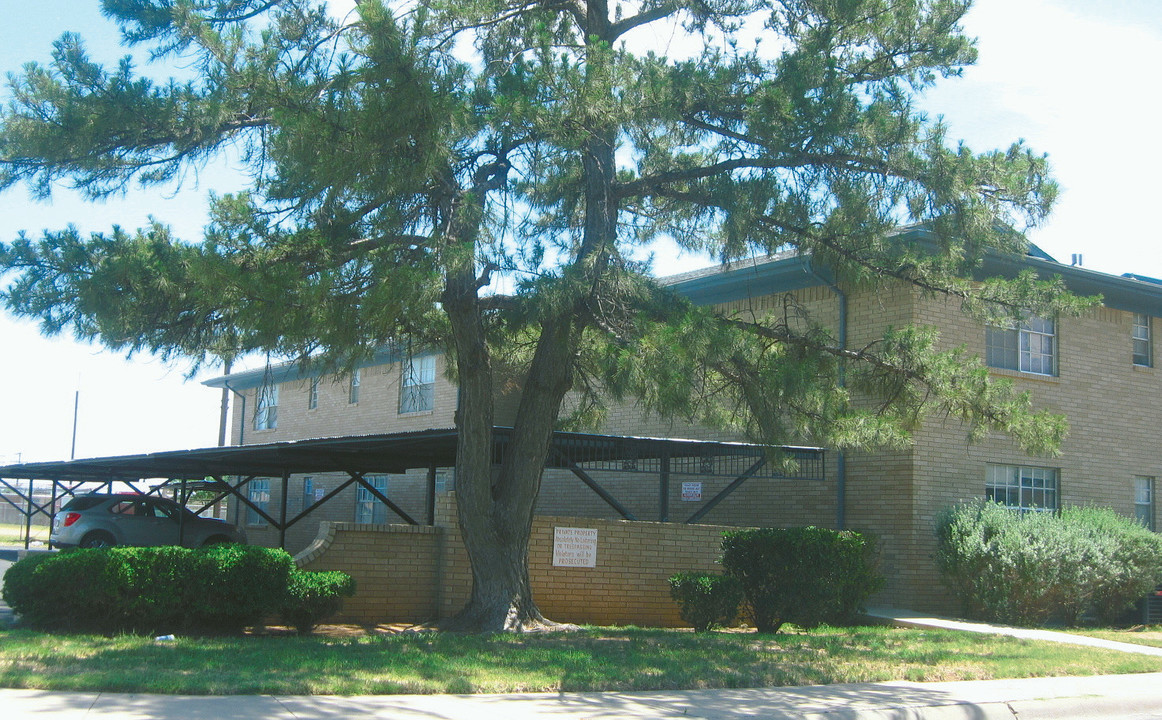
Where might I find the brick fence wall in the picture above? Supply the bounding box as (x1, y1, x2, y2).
(296, 494, 736, 627)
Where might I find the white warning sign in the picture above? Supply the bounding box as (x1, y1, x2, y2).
(552, 526, 598, 568)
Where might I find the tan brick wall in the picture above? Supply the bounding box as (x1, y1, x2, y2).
(889, 294, 1162, 611)
(233, 354, 459, 445)
(297, 522, 444, 623)
(234, 271, 1162, 619)
(297, 494, 737, 627)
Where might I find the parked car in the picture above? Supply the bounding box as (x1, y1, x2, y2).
(51, 493, 247, 549)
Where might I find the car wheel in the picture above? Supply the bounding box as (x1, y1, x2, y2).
(201, 536, 232, 547)
(80, 532, 116, 549)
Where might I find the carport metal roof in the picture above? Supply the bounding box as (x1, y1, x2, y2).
(0, 428, 825, 548)
(0, 427, 823, 483)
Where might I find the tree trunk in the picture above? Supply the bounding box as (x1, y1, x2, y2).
(442, 314, 580, 632)
(437, 0, 618, 632)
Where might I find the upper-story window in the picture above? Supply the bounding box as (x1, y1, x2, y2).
(254, 382, 279, 430)
(986, 464, 1058, 512)
(349, 369, 361, 404)
(986, 314, 1056, 376)
(399, 354, 436, 414)
(308, 378, 319, 409)
(1133, 313, 1152, 367)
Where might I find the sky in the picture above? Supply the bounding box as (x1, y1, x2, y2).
(1, 0, 1160, 464)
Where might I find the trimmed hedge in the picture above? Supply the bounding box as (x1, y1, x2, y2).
(668, 572, 743, 632)
(280, 570, 356, 634)
(720, 527, 883, 634)
(935, 500, 1162, 626)
(2, 545, 354, 635)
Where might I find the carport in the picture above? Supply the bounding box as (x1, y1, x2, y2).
(0, 427, 824, 549)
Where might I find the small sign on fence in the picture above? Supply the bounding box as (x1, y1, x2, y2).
(681, 481, 703, 501)
(552, 526, 598, 568)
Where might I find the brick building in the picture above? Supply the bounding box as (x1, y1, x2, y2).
(205, 231, 1162, 612)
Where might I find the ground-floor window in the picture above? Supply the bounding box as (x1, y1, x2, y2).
(247, 478, 271, 525)
(302, 476, 314, 513)
(986, 464, 1058, 512)
(355, 476, 389, 524)
(1135, 476, 1155, 530)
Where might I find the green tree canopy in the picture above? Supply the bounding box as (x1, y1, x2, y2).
(0, 0, 1090, 630)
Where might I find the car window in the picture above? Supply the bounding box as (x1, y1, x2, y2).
(148, 500, 180, 521)
(62, 496, 109, 511)
(109, 500, 140, 515)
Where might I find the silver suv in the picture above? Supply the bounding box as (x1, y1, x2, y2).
(51, 493, 247, 549)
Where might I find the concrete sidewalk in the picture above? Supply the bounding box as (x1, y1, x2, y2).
(866, 606, 1162, 657)
(2, 672, 1162, 719)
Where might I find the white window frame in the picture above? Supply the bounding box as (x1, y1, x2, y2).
(986, 464, 1059, 512)
(986, 314, 1056, 376)
(399, 354, 436, 414)
(355, 476, 389, 524)
(254, 383, 279, 430)
(1135, 476, 1154, 530)
(1133, 313, 1152, 367)
(247, 478, 271, 526)
(349, 368, 361, 405)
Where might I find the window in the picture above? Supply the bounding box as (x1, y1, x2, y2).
(399, 355, 436, 414)
(349, 369, 361, 404)
(247, 479, 270, 525)
(986, 314, 1056, 376)
(355, 476, 388, 524)
(308, 378, 319, 409)
(302, 477, 314, 512)
(253, 382, 279, 430)
(1133, 313, 1152, 367)
(986, 464, 1058, 512)
(1135, 476, 1154, 530)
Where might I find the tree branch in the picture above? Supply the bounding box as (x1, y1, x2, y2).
(608, 2, 679, 40)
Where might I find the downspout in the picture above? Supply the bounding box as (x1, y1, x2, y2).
(221, 378, 247, 526)
(805, 260, 848, 530)
(217, 361, 232, 447)
(221, 379, 246, 446)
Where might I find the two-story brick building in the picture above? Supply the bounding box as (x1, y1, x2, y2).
(205, 234, 1162, 612)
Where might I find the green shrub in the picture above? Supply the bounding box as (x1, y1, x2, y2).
(720, 527, 883, 634)
(668, 572, 743, 632)
(2, 550, 126, 632)
(1, 545, 300, 635)
(280, 570, 357, 634)
(187, 544, 296, 632)
(935, 501, 1162, 626)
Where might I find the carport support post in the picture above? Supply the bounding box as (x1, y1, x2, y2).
(278, 471, 290, 549)
(659, 453, 671, 522)
(426, 464, 437, 526)
(48, 481, 59, 548)
(23, 478, 32, 550)
(178, 478, 187, 546)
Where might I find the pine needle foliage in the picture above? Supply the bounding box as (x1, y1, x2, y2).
(1, 0, 1092, 629)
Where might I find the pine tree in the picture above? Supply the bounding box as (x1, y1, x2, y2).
(0, 0, 1089, 630)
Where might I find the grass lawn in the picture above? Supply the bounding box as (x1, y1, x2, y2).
(1, 625, 1160, 695)
(0, 523, 48, 546)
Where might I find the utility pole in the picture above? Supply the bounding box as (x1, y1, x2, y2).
(70, 389, 79, 460)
